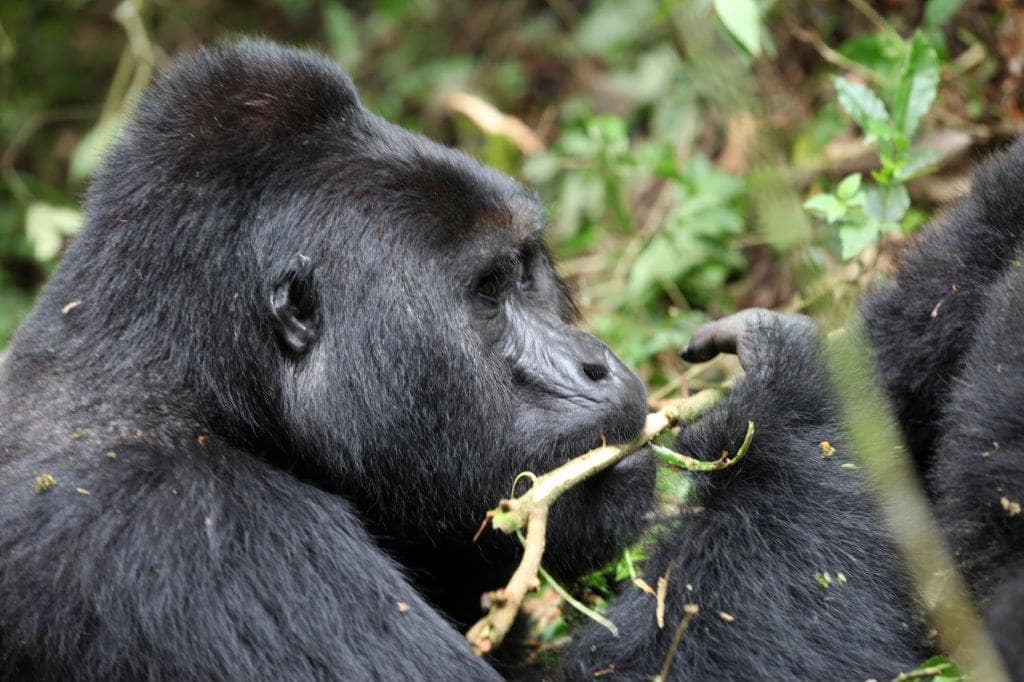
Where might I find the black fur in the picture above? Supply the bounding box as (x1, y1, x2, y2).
(577, 140, 1024, 680)
(862, 144, 1024, 472)
(6, 37, 1022, 681)
(569, 312, 927, 679)
(862, 139, 1024, 677)
(0, 40, 656, 679)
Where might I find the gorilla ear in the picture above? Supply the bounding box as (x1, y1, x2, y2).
(270, 264, 321, 357)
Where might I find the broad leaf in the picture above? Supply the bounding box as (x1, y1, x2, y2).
(839, 223, 880, 260)
(864, 184, 910, 225)
(803, 193, 846, 223)
(924, 0, 962, 26)
(834, 77, 890, 133)
(891, 32, 940, 138)
(323, 1, 360, 70)
(836, 173, 862, 201)
(896, 147, 943, 181)
(712, 0, 762, 56)
(25, 203, 81, 262)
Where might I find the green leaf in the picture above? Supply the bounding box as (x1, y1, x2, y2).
(891, 32, 940, 138)
(574, 0, 657, 56)
(521, 151, 561, 184)
(833, 77, 891, 133)
(864, 184, 910, 225)
(924, 0, 962, 26)
(24, 203, 81, 262)
(896, 147, 943, 182)
(838, 33, 905, 77)
(323, 2, 360, 71)
(553, 172, 603, 240)
(836, 173, 862, 201)
(903, 655, 964, 682)
(839, 223, 881, 260)
(803, 193, 846, 223)
(712, 0, 762, 56)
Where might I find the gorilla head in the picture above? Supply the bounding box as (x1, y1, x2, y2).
(28, 40, 653, 606)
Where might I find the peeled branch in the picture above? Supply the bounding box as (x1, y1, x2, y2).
(467, 385, 748, 656)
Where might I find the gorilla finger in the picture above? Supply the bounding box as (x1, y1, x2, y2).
(680, 315, 749, 363)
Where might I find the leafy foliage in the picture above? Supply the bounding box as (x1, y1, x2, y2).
(805, 31, 941, 259)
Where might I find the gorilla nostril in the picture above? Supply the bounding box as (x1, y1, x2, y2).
(582, 362, 609, 382)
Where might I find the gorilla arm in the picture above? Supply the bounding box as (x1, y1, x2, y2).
(565, 310, 926, 680)
(0, 440, 499, 680)
(863, 139, 1024, 466)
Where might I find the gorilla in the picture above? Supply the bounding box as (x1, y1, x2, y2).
(862, 139, 1024, 676)
(0, 40, 933, 680)
(648, 139, 1024, 679)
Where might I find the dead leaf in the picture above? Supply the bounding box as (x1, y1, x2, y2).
(1001, 497, 1021, 517)
(34, 473, 56, 493)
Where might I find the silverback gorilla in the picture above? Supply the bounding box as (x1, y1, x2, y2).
(10, 38, 1018, 680)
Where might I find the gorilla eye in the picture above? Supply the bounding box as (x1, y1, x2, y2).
(476, 276, 501, 304)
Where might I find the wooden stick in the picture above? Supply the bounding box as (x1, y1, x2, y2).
(466, 385, 732, 656)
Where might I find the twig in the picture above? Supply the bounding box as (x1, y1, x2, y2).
(787, 20, 871, 80)
(848, 0, 893, 35)
(891, 664, 954, 682)
(654, 603, 700, 682)
(465, 386, 731, 656)
(536, 562, 618, 636)
(651, 420, 755, 472)
(443, 91, 545, 156)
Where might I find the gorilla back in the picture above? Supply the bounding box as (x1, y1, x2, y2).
(0, 41, 654, 679)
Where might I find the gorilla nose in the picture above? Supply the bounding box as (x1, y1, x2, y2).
(572, 332, 614, 384)
(532, 323, 647, 412)
(571, 333, 645, 402)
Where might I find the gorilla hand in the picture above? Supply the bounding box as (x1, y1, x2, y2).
(680, 308, 819, 375)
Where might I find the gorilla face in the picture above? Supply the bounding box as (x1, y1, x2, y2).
(269, 139, 654, 575)
(263, 118, 655, 578)
(469, 228, 648, 452)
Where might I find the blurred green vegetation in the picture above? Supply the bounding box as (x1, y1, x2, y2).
(1, 0, 1020, 388)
